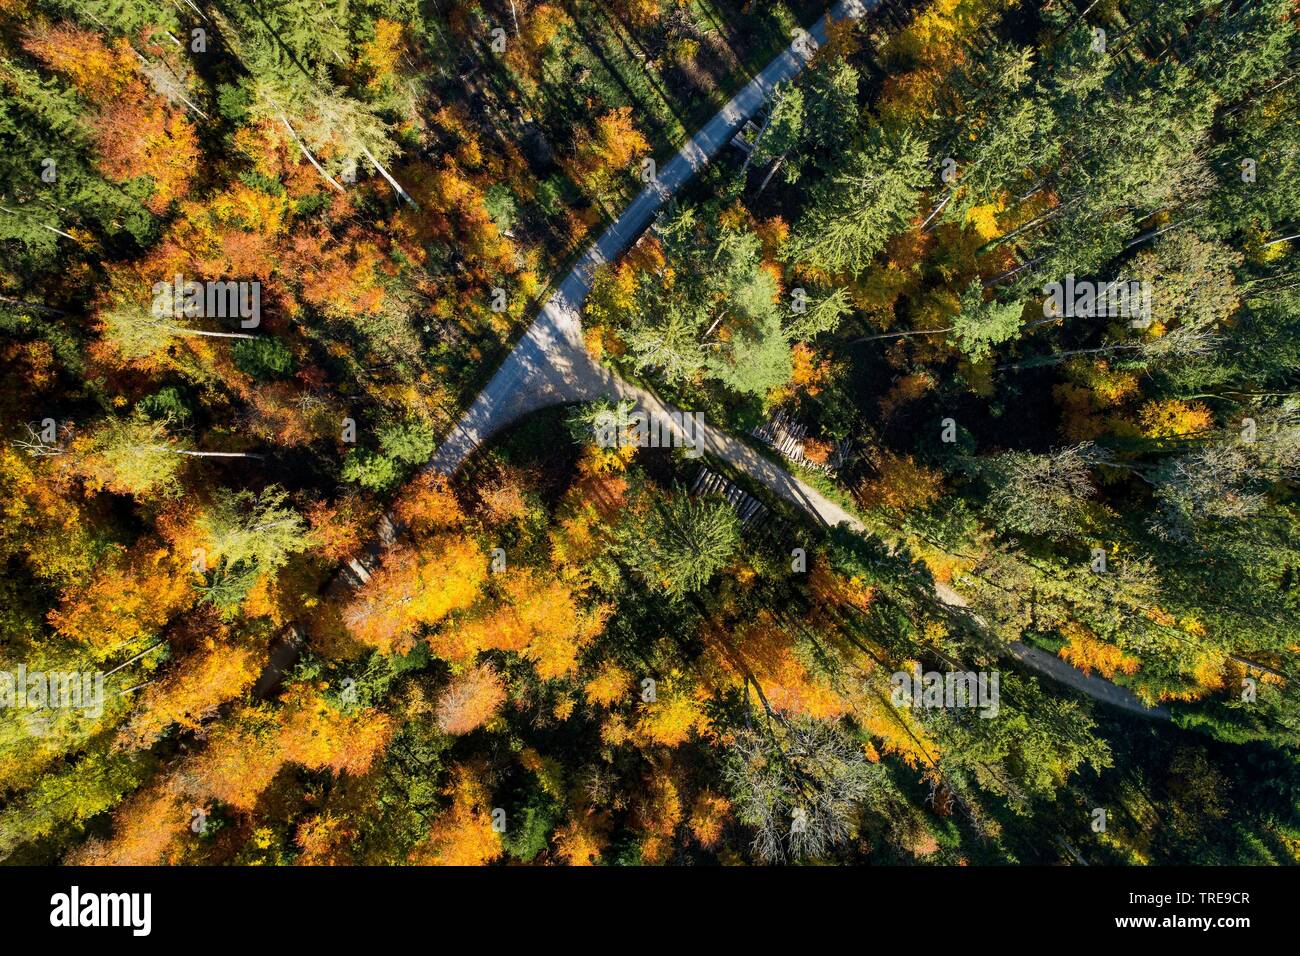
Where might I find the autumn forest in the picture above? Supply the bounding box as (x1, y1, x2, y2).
(1, 0, 1298, 870)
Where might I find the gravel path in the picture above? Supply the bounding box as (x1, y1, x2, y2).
(429, 0, 872, 473)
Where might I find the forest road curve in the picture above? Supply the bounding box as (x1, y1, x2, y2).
(426, 0, 874, 474)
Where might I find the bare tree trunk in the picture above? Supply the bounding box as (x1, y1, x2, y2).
(985, 255, 1047, 287)
(130, 46, 210, 119)
(167, 448, 265, 459)
(920, 190, 953, 232)
(1073, 0, 1103, 23)
(1016, 180, 1046, 203)
(755, 154, 787, 196)
(360, 143, 419, 208)
(279, 116, 346, 193)
(110, 680, 154, 699)
(103, 642, 165, 678)
(1264, 232, 1300, 247)
(0, 205, 79, 241)
(850, 326, 955, 344)
(997, 343, 1139, 371)
(0, 295, 65, 315)
(168, 327, 260, 340)
(994, 197, 1078, 246)
(701, 311, 728, 341)
(1123, 214, 1198, 250)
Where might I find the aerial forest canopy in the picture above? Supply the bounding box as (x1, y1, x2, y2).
(0, 0, 1297, 868)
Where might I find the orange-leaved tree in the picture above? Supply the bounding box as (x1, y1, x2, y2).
(48, 540, 194, 657)
(116, 629, 261, 750)
(434, 662, 507, 735)
(411, 761, 502, 866)
(434, 567, 608, 679)
(342, 536, 487, 654)
(24, 23, 198, 212)
(565, 107, 649, 203)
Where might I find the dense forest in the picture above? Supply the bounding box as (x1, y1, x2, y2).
(1, 0, 1297, 867)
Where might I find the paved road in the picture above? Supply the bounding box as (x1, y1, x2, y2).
(421, 0, 1169, 721)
